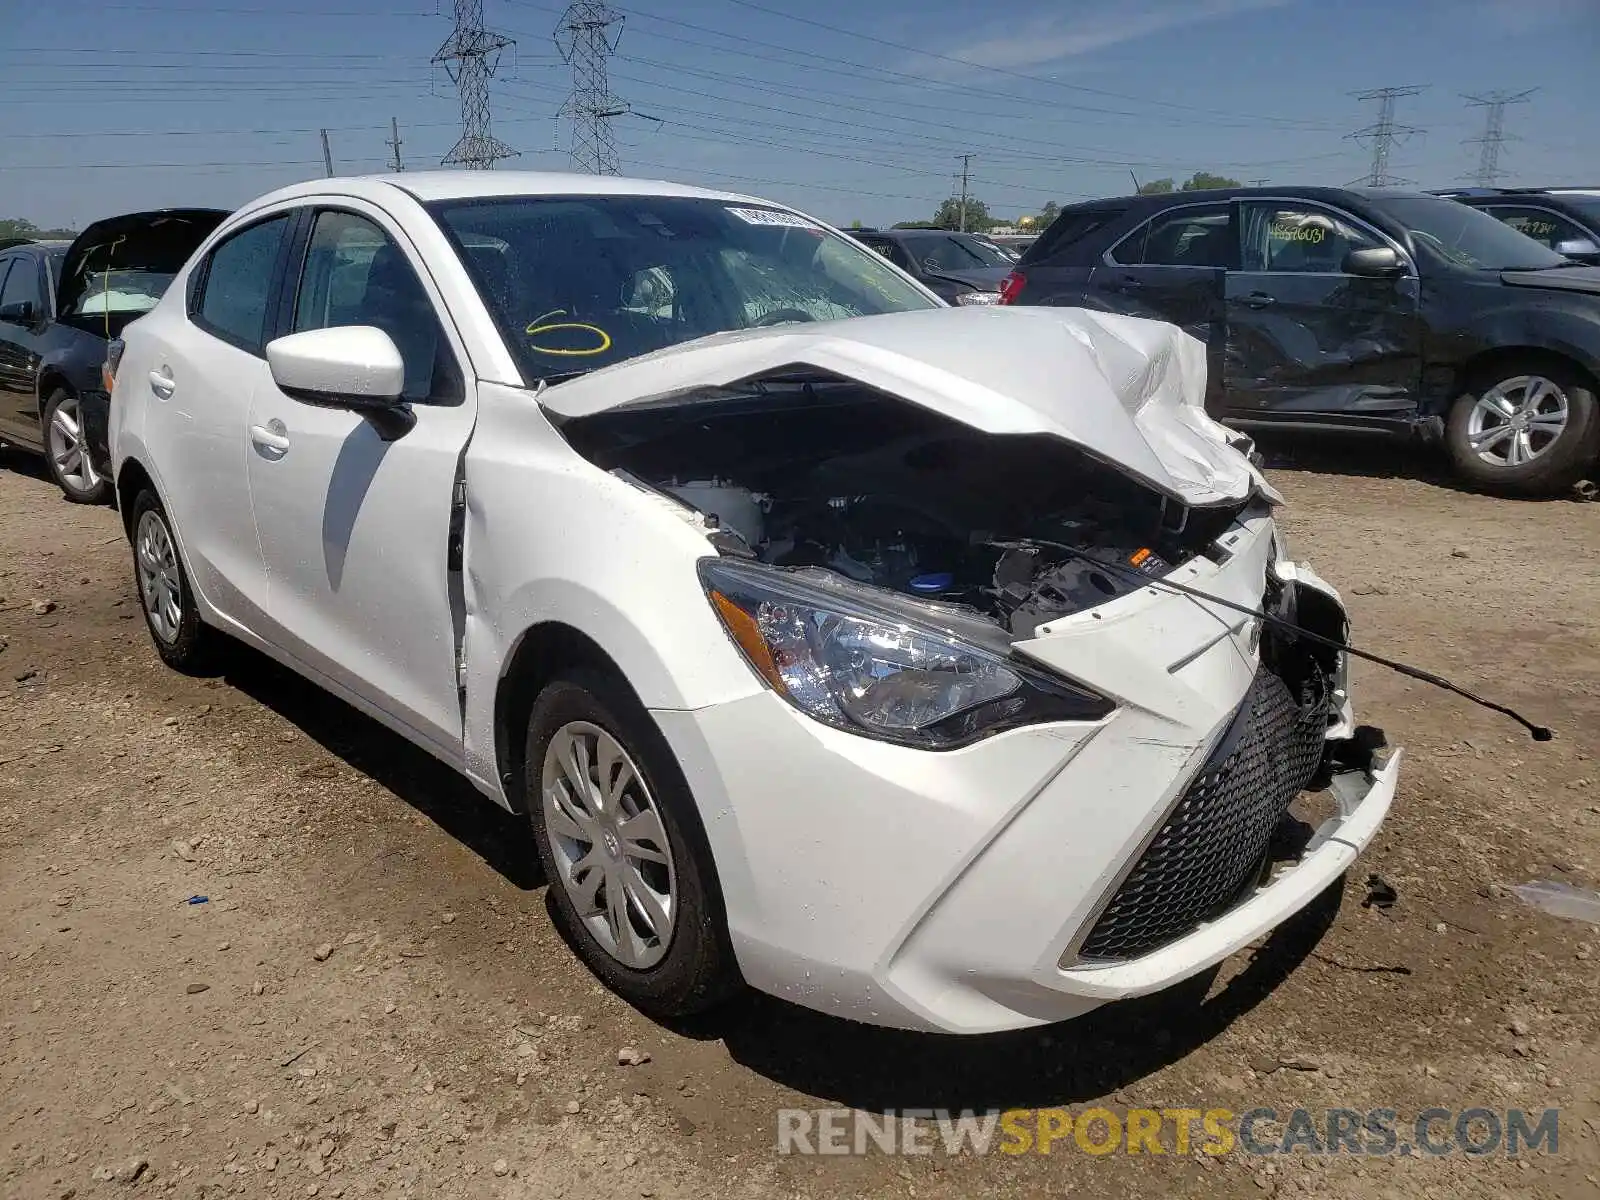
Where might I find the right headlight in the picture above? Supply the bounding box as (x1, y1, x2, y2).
(699, 559, 1113, 749)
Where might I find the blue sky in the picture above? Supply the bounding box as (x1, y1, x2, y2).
(2, 0, 1596, 231)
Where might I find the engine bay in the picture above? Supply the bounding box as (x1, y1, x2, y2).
(561, 377, 1255, 637)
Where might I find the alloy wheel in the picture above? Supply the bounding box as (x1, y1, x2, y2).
(1466, 375, 1570, 468)
(135, 510, 183, 645)
(47, 395, 99, 496)
(541, 721, 677, 969)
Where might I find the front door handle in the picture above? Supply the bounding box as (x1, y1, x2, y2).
(249, 420, 290, 456)
(1241, 291, 1277, 309)
(1118, 275, 1147, 289)
(148, 368, 175, 399)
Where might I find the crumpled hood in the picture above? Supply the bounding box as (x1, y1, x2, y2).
(538, 306, 1274, 507)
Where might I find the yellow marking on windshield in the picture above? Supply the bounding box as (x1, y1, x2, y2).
(525, 309, 612, 356)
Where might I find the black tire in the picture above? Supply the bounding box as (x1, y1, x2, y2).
(129, 489, 217, 673)
(524, 667, 739, 1019)
(42, 389, 113, 505)
(1444, 361, 1600, 496)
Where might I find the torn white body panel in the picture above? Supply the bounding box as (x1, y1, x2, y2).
(536, 305, 1279, 507)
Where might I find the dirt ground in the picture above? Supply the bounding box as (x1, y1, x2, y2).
(2, 439, 1597, 1200)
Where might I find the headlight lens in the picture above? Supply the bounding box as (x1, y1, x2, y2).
(954, 290, 1000, 306)
(701, 560, 1112, 748)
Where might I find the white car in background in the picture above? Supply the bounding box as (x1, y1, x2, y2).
(108, 172, 1400, 1034)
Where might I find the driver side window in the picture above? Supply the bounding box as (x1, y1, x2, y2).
(1240, 203, 1382, 273)
(291, 210, 460, 404)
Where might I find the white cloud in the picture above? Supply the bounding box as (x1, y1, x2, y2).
(928, 0, 1293, 73)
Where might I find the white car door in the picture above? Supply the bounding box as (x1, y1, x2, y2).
(139, 213, 294, 631)
(245, 204, 475, 762)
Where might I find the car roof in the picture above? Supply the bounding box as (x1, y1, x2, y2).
(1060, 185, 1436, 211)
(236, 170, 784, 216)
(0, 239, 69, 256)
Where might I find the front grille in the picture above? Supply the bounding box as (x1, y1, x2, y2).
(1077, 664, 1328, 962)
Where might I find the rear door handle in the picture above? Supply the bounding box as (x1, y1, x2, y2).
(1118, 275, 1147, 289)
(148, 368, 175, 399)
(1241, 292, 1276, 309)
(249, 421, 290, 455)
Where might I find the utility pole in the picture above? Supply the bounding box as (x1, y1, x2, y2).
(1346, 85, 1426, 187)
(956, 153, 973, 232)
(554, 0, 630, 175)
(320, 129, 334, 177)
(387, 116, 405, 172)
(433, 0, 517, 170)
(1463, 89, 1536, 186)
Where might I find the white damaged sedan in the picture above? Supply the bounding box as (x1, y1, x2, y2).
(108, 172, 1401, 1033)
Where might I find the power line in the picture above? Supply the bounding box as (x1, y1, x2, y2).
(1463, 89, 1537, 185)
(1346, 85, 1427, 186)
(433, 0, 518, 170)
(554, 0, 631, 174)
(709, 0, 1340, 132)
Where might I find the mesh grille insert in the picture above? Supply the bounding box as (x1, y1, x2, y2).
(1078, 665, 1328, 962)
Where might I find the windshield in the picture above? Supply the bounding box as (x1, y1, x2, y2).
(914, 233, 1014, 272)
(1377, 196, 1569, 270)
(428, 195, 939, 382)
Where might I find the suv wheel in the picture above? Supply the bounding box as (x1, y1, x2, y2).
(524, 668, 738, 1018)
(1445, 364, 1600, 496)
(44, 389, 111, 504)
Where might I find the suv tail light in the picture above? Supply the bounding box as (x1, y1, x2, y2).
(997, 270, 1026, 305)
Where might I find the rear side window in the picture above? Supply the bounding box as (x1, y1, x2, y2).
(193, 215, 290, 354)
(1027, 208, 1125, 262)
(1111, 205, 1231, 267)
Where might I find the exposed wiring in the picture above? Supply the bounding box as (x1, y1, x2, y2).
(1030, 539, 1555, 742)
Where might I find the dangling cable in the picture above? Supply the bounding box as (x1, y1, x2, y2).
(1028, 540, 1555, 742)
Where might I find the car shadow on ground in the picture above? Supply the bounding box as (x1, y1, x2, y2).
(216, 643, 545, 891)
(669, 879, 1345, 1111)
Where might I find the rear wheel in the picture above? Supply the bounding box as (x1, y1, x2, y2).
(1444, 363, 1599, 495)
(130, 489, 216, 673)
(43, 389, 111, 504)
(524, 668, 738, 1018)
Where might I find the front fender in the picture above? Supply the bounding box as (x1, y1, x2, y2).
(1423, 301, 1600, 411)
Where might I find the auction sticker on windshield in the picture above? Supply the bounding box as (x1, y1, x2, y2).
(726, 207, 820, 229)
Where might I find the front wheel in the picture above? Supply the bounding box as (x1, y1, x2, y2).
(524, 668, 738, 1018)
(1444, 365, 1599, 496)
(43, 389, 112, 504)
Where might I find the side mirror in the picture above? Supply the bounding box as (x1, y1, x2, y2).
(266, 326, 415, 441)
(1554, 238, 1600, 259)
(0, 299, 36, 325)
(1342, 246, 1405, 277)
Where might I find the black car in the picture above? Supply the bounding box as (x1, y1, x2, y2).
(1433, 187, 1600, 265)
(0, 209, 227, 502)
(848, 228, 1014, 305)
(1003, 186, 1600, 494)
